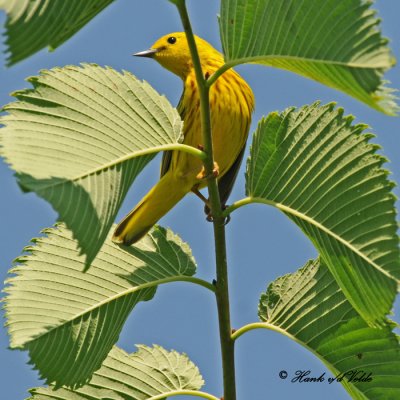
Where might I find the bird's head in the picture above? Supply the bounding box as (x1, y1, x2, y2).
(134, 32, 223, 79)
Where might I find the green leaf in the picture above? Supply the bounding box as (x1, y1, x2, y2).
(3, 223, 197, 388)
(0, 64, 184, 266)
(246, 102, 399, 325)
(219, 0, 398, 115)
(259, 259, 400, 399)
(28, 344, 205, 399)
(0, 0, 115, 66)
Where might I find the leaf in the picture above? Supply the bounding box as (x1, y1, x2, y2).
(28, 344, 204, 400)
(219, 0, 398, 115)
(0, 0, 115, 66)
(259, 259, 400, 399)
(3, 223, 197, 388)
(246, 102, 399, 325)
(0, 64, 184, 266)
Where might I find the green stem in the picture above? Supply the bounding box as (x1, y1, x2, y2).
(131, 275, 216, 293)
(231, 322, 271, 341)
(71, 143, 205, 184)
(222, 197, 255, 217)
(175, 1, 237, 399)
(231, 322, 329, 371)
(224, 196, 397, 282)
(206, 63, 233, 88)
(150, 389, 220, 400)
(65, 276, 216, 323)
(173, 276, 217, 292)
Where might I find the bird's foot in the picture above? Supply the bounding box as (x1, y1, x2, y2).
(196, 162, 219, 180)
(192, 188, 210, 207)
(205, 204, 231, 225)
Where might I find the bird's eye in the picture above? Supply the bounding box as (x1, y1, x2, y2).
(167, 36, 177, 44)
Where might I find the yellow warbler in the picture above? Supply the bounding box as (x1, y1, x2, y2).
(112, 33, 254, 245)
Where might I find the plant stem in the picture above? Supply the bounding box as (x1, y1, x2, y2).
(206, 63, 232, 88)
(231, 322, 327, 368)
(175, 1, 237, 399)
(231, 322, 271, 341)
(150, 389, 220, 400)
(71, 143, 205, 183)
(222, 197, 255, 217)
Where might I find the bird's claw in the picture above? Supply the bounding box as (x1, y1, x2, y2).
(205, 204, 231, 225)
(196, 162, 220, 180)
(211, 162, 220, 178)
(223, 213, 231, 225)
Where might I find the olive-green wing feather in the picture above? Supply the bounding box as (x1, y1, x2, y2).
(160, 90, 186, 177)
(204, 146, 246, 215)
(217, 146, 245, 206)
(160, 150, 173, 178)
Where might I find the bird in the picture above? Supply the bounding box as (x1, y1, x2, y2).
(112, 32, 254, 245)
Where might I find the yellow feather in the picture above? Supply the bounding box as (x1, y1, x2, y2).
(113, 33, 254, 245)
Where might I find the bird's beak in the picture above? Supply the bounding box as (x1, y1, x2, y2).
(133, 48, 160, 58)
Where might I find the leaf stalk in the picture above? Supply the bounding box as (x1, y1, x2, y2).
(150, 389, 220, 400)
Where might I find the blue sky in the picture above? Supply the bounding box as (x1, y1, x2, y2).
(0, 1, 399, 399)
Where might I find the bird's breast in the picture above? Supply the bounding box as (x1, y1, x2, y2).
(171, 69, 254, 182)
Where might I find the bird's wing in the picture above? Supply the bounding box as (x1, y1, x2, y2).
(217, 145, 246, 206)
(203, 146, 246, 216)
(160, 150, 172, 178)
(160, 90, 186, 178)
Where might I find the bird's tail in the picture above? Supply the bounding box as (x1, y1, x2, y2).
(112, 171, 190, 245)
